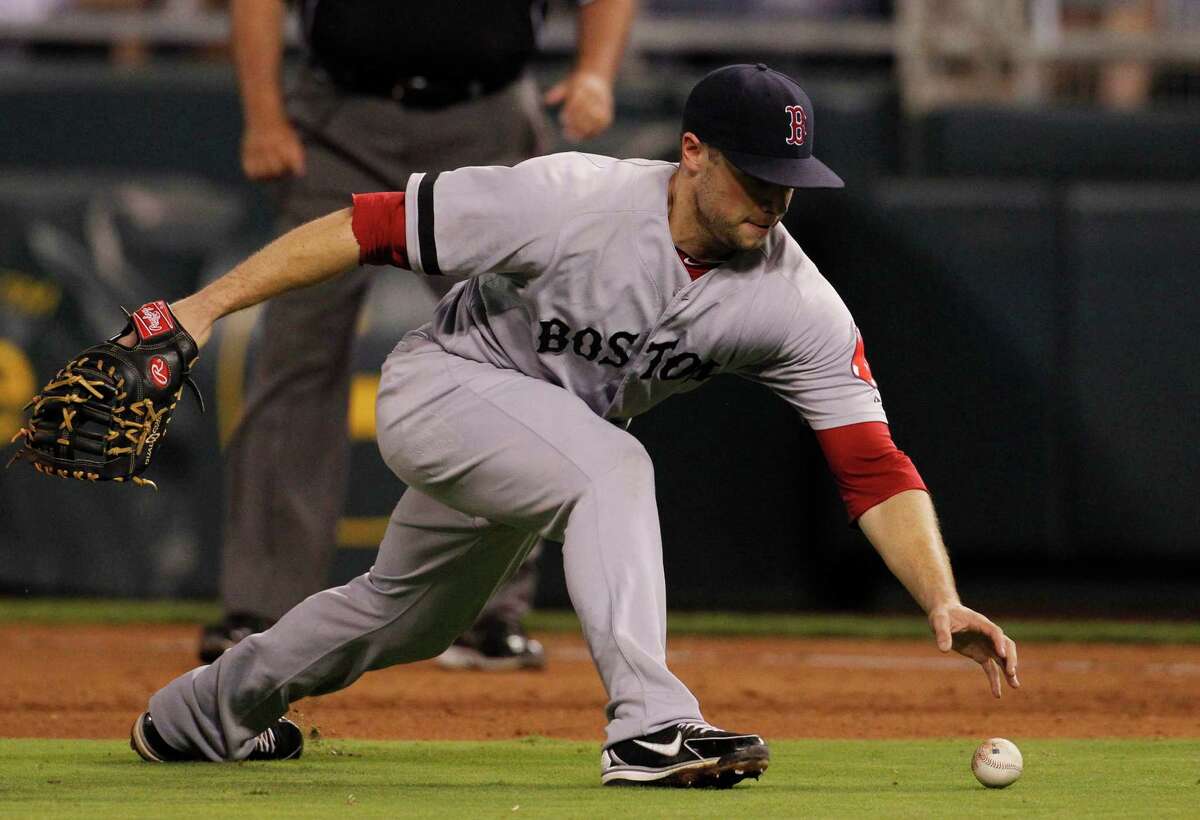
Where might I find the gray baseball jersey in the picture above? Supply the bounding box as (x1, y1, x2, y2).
(403, 152, 887, 429)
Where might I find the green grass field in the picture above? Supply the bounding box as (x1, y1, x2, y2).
(1, 738, 1196, 818)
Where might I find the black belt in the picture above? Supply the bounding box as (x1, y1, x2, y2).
(319, 61, 522, 110)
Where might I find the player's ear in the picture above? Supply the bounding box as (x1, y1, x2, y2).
(679, 132, 706, 174)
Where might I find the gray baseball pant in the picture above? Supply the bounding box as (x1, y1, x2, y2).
(150, 338, 703, 759)
(220, 65, 549, 623)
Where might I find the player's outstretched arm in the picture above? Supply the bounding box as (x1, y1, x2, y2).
(857, 489, 1020, 698)
(169, 208, 358, 348)
(12, 209, 356, 488)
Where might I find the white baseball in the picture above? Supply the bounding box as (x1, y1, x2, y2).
(971, 737, 1023, 788)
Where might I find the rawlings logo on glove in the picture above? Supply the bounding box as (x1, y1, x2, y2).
(148, 356, 171, 389)
(6, 300, 203, 489)
(132, 300, 175, 340)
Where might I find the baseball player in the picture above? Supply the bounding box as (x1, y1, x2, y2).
(124, 65, 1019, 786)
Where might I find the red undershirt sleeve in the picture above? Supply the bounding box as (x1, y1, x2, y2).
(351, 191, 409, 268)
(813, 421, 928, 523)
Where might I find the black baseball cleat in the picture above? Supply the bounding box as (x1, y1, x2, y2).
(197, 611, 275, 664)
(601, 721, 769, 788)
(130, 712, 304, 762)
(434, 618, 546, 671)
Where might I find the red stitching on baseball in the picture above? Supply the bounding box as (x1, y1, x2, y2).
(974, 750, 1021, 771)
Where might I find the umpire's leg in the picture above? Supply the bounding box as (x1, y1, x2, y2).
(219, 261, 372, 621)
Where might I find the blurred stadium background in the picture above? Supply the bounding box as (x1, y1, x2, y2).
(0, 0, 1196, 618)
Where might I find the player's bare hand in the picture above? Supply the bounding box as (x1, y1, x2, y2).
(165, 297, 213, 350)
(929, 603, 1020, 698)
(241, 120, 306, 181)
(543, 71, 614, 142)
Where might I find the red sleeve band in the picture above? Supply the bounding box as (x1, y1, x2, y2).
(351, 191, 409, 268)
(813, 421, 928, 522)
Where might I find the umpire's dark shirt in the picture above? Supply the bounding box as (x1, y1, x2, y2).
(303, 0, 550, 90)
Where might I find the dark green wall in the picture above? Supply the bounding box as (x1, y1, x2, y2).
(2, 65, 1197, 609)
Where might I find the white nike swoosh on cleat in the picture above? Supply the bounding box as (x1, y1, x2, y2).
(632, 732, 684, 757)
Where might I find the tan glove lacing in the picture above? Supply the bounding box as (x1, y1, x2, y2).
(11, 355, 178, 489)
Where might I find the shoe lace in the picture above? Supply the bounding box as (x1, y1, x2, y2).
(254, 728, 278, 755)
(677, 721, 715, 735)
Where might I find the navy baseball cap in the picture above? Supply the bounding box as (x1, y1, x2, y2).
(682, 63, 844, 189)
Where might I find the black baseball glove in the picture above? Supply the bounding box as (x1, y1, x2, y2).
(7, 300, 203, 489)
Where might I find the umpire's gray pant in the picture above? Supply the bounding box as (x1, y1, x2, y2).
(220, 65, 549, 623)
(150, 338, 704, 759)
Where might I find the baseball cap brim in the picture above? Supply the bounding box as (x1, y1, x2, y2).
(722, 147, 845, 189)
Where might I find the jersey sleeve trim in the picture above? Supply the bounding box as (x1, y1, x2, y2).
(404, 171, 443, 275)
(404, 172, 425, 273)
(417, 171, 442, 275)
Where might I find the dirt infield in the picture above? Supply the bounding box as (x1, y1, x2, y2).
(2, 624, 1198, 741)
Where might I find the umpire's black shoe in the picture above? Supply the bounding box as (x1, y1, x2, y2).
(434, 618, 546, 671)
(601, 722, 769, 787)
(130, 712, 304, 762)
(197, 611, 275, 664)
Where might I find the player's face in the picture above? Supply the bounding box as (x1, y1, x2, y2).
(695, 148, 793, 254)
